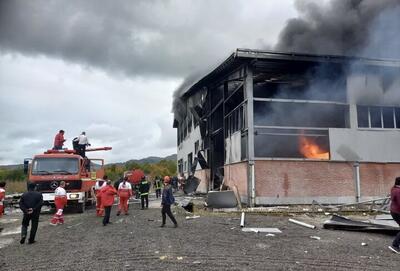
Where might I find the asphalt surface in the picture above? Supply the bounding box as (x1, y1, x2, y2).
(0, 194, 399, 271)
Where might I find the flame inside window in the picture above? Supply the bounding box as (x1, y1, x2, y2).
(299, 135, 329, 159)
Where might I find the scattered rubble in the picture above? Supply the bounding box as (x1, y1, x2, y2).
(242, 228, 282, 233)
(206, 190, 238, 208)
(323, 214, 400, 234)
(289, 218, 316, 229)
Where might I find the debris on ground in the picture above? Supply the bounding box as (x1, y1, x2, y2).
(323, 214, 400, 234)
(240, 212, 245, 227)
(185, 215, 200, 220)
(310, 236, 321, 240)
(242, 228, 282, 233)
(183, 176, 200, 194)
(289, 218, 316, 229)
(206, 190, 238, 208)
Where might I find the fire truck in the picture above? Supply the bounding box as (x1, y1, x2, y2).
(24, 147, 111, 213)
(123, 169, 145, 199)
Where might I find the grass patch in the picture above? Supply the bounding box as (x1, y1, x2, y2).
(4, 181, 26, 194)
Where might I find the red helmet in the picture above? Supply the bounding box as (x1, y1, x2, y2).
(163, 176, 171, 183)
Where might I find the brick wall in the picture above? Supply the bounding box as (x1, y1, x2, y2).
(254, 160, 400, 204)
(224, 162, 248, 200)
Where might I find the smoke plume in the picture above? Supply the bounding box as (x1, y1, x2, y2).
(275, 0, 400, 59)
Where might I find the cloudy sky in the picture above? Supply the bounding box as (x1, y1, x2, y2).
(0, 0, 298, 164)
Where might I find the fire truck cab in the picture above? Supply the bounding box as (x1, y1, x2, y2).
(24, 147, 111, 213)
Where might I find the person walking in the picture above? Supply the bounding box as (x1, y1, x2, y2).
(139, 176, 150, 209)
(0, 181, 6, 217)
(388, 177, 400, 254)
(154, 176, 162, 199)
(50, 181, 67, 225)
(95, 176, 107, 217)
(117, 177, 132, 216)
(53, 130, 66, 150)
(100, 180, 117, 226)
(19, 183, 43, 244)
(77, 131, 90, 157)
(160, 176, 178, 228)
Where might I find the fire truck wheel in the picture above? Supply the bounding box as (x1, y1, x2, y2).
(77, 202, 85, 213)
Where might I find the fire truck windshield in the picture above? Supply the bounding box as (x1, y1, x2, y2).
(31, 158, 79, 175)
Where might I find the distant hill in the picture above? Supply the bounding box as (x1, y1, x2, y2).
(107, 154, 177, 166)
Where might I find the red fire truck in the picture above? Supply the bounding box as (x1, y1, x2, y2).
(24, 147, 111, 213)
(123, 169, 145, 198)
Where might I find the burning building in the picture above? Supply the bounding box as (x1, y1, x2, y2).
(173, 48, 400, 206)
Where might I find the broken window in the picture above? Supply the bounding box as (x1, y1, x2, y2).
(357, 106, 369, 128)
(187, 153, 193, 174)
(370, 106, 382, 128)
(188, 115, 192, 133)
(225, 104, 245, 138)
(382, 107, 394, 129)
(254, 128, 330, 159)
(178, 159, 183, 174)
(254, 101, 349, 128)
(210, 84, 224, 109)
(396, 108, 400, 128)
(194, 140, 199, 154)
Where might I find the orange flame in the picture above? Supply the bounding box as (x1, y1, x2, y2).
(299, 135, 329, 159)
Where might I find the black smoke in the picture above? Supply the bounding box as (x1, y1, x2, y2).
(275, 0, 400, 59)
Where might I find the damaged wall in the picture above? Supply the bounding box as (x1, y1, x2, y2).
(224, 162, 248, 203)
(193, 168, 210, 193)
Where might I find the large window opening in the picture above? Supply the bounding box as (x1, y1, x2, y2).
(357, 105, 400, 129)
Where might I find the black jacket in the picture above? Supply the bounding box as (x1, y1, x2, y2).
(19, 191, 43, 215)
(139, 180, 150, 195)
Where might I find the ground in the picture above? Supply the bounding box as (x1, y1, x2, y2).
(0, 194, 399, 271)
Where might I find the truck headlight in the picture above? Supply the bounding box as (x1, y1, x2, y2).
(69, 194, 79, 199)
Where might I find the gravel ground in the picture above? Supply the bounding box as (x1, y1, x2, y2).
(0, 194, 399, 271)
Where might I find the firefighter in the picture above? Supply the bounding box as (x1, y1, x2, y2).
(117, 177, 132, 216)
(19, 183, 43, 244)
(160, 176, 178, 228)
(0, 181, 6, 217)
(100, 180, 117, 226)
(50, 181, 67, 225)
(95, 175, 107, 217)
(154, 176, 162, 199)
(139, 176, 150, 209)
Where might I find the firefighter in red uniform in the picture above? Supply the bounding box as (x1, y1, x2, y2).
(100, 180, 117, 226)
(0, 182, 6, 217)
(117, 177, 132, 216)
(50, 181, 67, 225)
(95, 176, 108, 216)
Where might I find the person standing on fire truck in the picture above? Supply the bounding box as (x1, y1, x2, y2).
(117, 177, 132, 216)
(95, 176, 107, 216)
(50, 181, 67, 225)
(53, 130, 66, 150)
(77, 131, 90, 157)
(100, 180, 117, 226)
(139, 176, 150, 209)
(0, 182, 6, 217)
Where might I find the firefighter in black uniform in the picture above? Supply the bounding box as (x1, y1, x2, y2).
(154, 176, 163, 199)
(139, 176, 150, 209)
